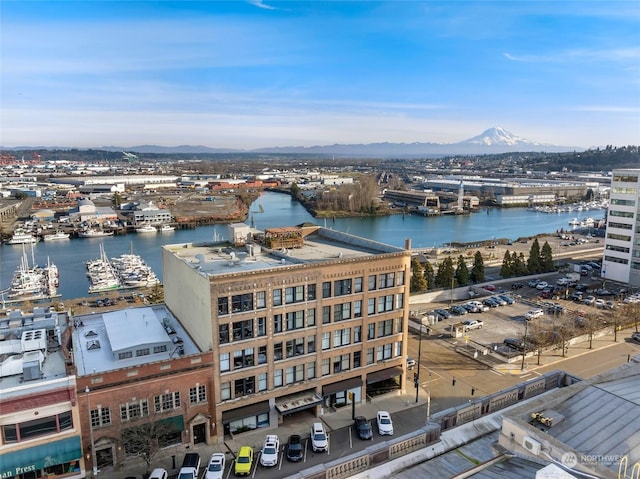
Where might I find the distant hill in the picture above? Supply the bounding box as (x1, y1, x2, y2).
(1, 127, 582, 157)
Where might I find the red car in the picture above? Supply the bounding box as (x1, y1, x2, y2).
(483, 284, 496, 292)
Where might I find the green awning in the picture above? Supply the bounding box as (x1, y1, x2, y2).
(1, 436, 82, 476)
(156, 415, 184, 433)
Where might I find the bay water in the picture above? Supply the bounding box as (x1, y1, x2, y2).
(0, 191, 601, 301)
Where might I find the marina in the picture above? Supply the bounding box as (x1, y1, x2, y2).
(2, 245, 60, 303)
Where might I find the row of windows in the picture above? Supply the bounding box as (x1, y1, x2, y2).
(607, 233, 631, 242)
(218, 293, 404, 344)
(611, 187, 638, 195)
(117, 344, 168, 360)
(609, 210, 635, 218)
(220, 342, 402, 401)
(613, 175, 639, 183)
(604, 255, 629, 265)
(90, 385, 207, 429)
(611, 198, 637, 207)
(217, 273, 405, 315)
(608, 221, 633, 230)
(2, 411, 73, 443)
(606, 244, 630, 254)
(220, 318, 402, 372)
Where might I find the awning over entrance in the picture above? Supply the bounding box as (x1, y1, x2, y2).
(1, 436, 82, 477)
(275, 391, 323, 414)
(366, 366, 403, 384)
(322, 376, 363, 396)
(222, 400, 270, 424)
(156, 415, 184, 433)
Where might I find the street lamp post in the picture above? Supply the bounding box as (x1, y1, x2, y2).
(85, 386, 98, 477)
(415, 321, 423, 403)
(521, 320, 529, 371)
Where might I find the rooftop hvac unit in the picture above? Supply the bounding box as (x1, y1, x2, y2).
(522, 436, 541, 455)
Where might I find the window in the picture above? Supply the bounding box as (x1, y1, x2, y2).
(368, 275, 376, 291)
(611, 198, 636, 206)
(613, 174, 639, 183)
(322, 332, 331, 350)
(321, 358, 330, 376)
(395, 317, 403, 333)
(368, 298, 375, 315)
(273, 288, 282, 306)
(118, 351, 133, 360)
(90, 407, 111, 428)
(377, 295, 394, 313)
(189, 385, 206, 405)
(333, 302, 351, 322)
(367, 323, 375, 340)
(353, 351, 361, 368)
(135, 348, 150, 357)
(153, 345, 167, 354)
(334, 279, 352, 296)
(231, 293, 253, 313)
(258, 345, 267, 364)
(285, 285, 305, 303)
(354, 277, 363, 293)
(257, 317, 266, 336)
(354, 300, 362, 318)
(219, 324, 229, 344)
(154, 393, 179, 413)
(233, 319, 254, 341)
(286, 337, 305, 356)
(256, 291, 266, 309)
(333, 354, 349, 373)
(218, 297, 229, 315)
(607, 232, 631, 241)
(333, 328, 351, 347)
(354, 326, 362, 343)
(286, 310, 305, 330)
(274, 342, 283, 361)
(235, 377, 255, 396)
(609, 221, 633, 230)
(322, 281, 332, 298)
(396, 271, 405, 286)
(377, 319, 393, 338)
(221, 382, 231, 400)
(307, 335, 316, 353)
(396, 293, 404, 309)
(610, 210, 635, 218)
(258, 373, 268, 392)
(378, 272, 395, 289)
(307, 283, 317, 300)
(286, 364, 304, 384)
(606, 244, 630, 253)
(274, 369, 283, 387)
(306, 308, 316, 327)
(220, 352, 230, 372)
(273, 314, 283, 333)
(234, 348, 254, 369)
(395, 341, 402, 357)
(2, 412, 75, 443)
(367, 347, 374, 365)
(122, 399, 150, 420)
(376, 343, 393, 361)
(307, 361, 316, 379)
(322, 306, 331, 324)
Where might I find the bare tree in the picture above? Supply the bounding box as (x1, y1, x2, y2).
(121, 415, 178, 474)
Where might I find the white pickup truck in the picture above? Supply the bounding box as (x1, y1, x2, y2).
(462, 319, 484, 331)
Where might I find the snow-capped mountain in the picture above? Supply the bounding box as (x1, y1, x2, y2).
(460, 127, 551, 147)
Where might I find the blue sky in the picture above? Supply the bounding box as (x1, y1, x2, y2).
(1, 1, 639, 149)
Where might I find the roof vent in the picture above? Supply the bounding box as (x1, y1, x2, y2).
(86, 340, 101, 350)
(84, 330, 98, 337)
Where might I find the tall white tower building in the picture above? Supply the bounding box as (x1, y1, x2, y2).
(602, 169, 640, 287)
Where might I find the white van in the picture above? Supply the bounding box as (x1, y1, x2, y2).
(310, 422, 328, 452)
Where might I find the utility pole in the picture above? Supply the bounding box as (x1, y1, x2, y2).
(85, 386, 99, 477)
(521, 319, 529, 371)
(415, 321, 423, 403)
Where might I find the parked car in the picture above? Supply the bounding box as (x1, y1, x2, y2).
(482, 298, 499, 308)
(178, 453, 201, 479)
(584, 295, 596, 306)
(434, 308, 451, 319)
(511, 282, 524, 290)
(524, 308, 544, 320)
(462, 319, 484, 331)
(234, 447, 254, 476)
(631, 332, 640, 343)
(406, 357, 416, 370)
(570, 291, 584, 301)
(376, 411, 394, 435)
(528, 279, 541, 287)
(483, 284, 496, 292)
(498, 294, 515, 305)
(205, 453, 225, 479)
(286, 435, 304, 462)
(353, 416, 373, 440)
(450, 305, 468, 315)
(536, 281, 549, 290)
(149, 469, 168, 479)
(594, 299, 606, 309)
(260, 434, 280, 467)
(310, 422, 328, 452)
(491, 296, 507, 306)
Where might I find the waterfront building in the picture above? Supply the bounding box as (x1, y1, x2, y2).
(162, 223, 412, 439)
(0, 308, 84, 479)
(69, 304, 214, 471)
(601, 169, 640, 287)
(121, 200, 173, 225)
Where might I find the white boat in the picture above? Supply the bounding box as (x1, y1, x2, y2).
(86, 244, 121, 293)
(158, 224, 175, 232)
(6, 229, 38, 245)
(568, 218, 580, 226)
(78, 228, 114, 238)
(43, 231, 71, 242)
(7, 246, 59, 300)
(581, 217, 595, 227)
(136, 224, 158, 234)
(110, 245, 160, 289)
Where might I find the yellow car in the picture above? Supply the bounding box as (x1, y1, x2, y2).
(234, 446, 253, 476)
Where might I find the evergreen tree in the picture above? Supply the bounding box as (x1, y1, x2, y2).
(455, 255, 470, 286)
(500, 250, 513, 278)
(410, 258, 427, 292)
(540, 241, 555, 272)
(435, 257, 455, 288)
(470, 251, 485, 283)
(514, 252, 528, 276)
(527, 238, 543, 274)
(423, 259, 435, 290)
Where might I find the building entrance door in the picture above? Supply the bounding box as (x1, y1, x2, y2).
(193, 423, 206, 444)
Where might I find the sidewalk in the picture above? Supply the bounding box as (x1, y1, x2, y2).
(95, 377, 429, 479)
